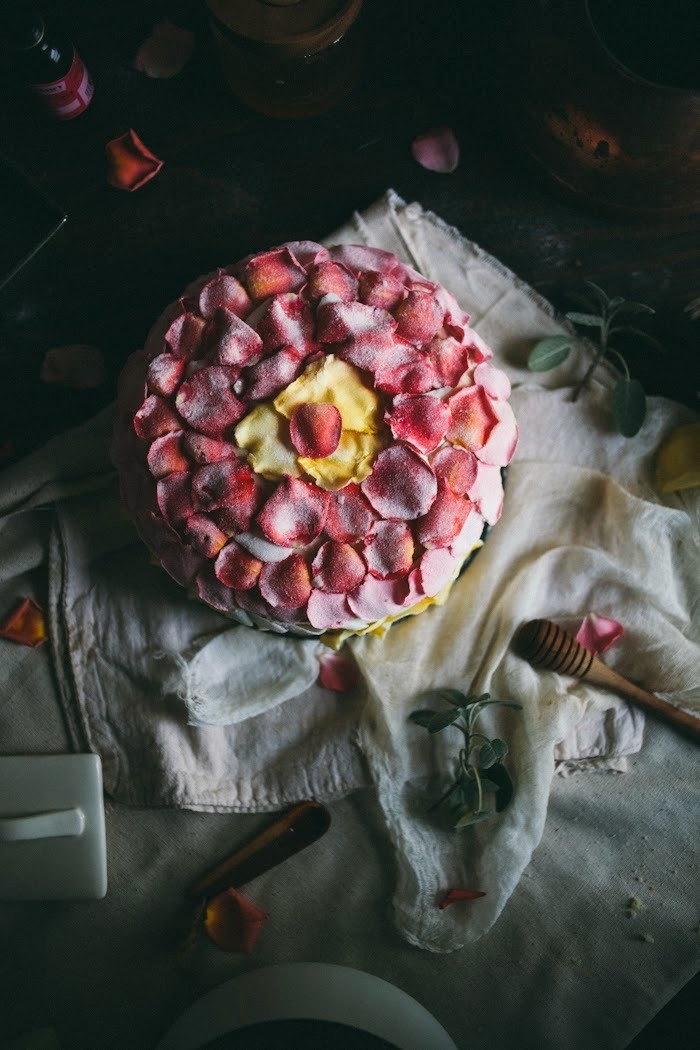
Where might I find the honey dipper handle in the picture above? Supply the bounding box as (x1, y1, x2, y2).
(516, 619, 700, 744)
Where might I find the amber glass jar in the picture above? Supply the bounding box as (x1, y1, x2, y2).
(207, 0, 364, 118)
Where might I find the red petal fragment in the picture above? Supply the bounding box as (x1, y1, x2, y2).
(134, 18, 194, 79)
(106, 129, 163, 191)
(415, 547, 460, 597)
(214, 542, 262, 590)
(182, 432, 235, 464)
(257, 476, 330, 547)
(316, 299, 395, 345)
(164, 311, 207, 360)
(438, 888, 485, 910)
(374, 342, 438, 396)
(388, 395, 450, 454)
(575, 613, 624, 655)
(182, 513, 228, 558)
(324, 483, 378, 542)
(147, 353, 186, 397)
(244, 248, 307, 301)
(364, 520, 414, 579)
(134, 394, 181, 441)
(328, 244, 403, 277)
(411, 127, 460, 174)
(40, 344, 105, 389)
(0, 597, 47, 648)
(427, 335, 471, 388)
(199, 274, 252, 320)
(318, 651, 360, 692)
(312, 540, 366, 593)
(431, 446, 478, 496)
(467, 460, 504, 525)
(306, 590, 357, 630)
(290, 402, 342, 459)
(259, 553, 311, 608)
(347, 574, 411, 621)
(466, 330, 493, 365)
(415, 480, 473, 549)
(195, 568, 243, 613)
(156, 471, 193, 528)
(192, 459, 258, 513)
(358, 270, 405, 311)
(362, 445, 437, 521)
(393, 289, 444, 346)
(306, 261, 359, 302)
(256, 293, 316, 354)
(447, 386, 497, 452)
(474, 362, 511, 400)
(243, 345, 305, 401)
(213, 309, 263, 366)
(476, 399, 519, 467)
(175, 366, 246, 437)
(204, 887, 269, 954)
(147, 430, 190, 479)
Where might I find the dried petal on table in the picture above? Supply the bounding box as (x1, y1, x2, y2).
(106, 129, 164, 192)
(411, 127, 460, 174)
(203, 887, 269, 953)
(438, 889, 486, 909)
(575, 613, 623, 655)
(40, 344, 105, 388)
(0, 597, 48, 648)
(318, 651, 360, 692)
(134, 18, 195, 79)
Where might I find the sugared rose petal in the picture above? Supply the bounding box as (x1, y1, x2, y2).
(164, 311, 207, 359)
(214, 309, 263, 366)
(199, 273, 252, 320)
(244, 248, 306, 301)
(192, 459, 258, 513)
(415, 480, 473, 549)
(134, 394, 181, 441)
(324, 483, 378, 542)
(450, 509, 486, 558)
(374, 342, 437, 395)
(156, 471, 193, 527)
(0, 597, 47, 648)
(318, 651, 361, 691)
(147, 430, 189, 478)
(259, 554, 311, 608)
(195, 569, 243, 613)
(182, 433, 235, 463)
(415, 547, 459, 597)
(388, 395, 450, 453)
(358, 270, 405, 311)
(575, 613, 624, 655)
(134, 18, 194, 78)
(290, 403, 342, 459)
(467, 460, 504, 524)
(328, 244, 402, 276)
(306, 261, 358, 302)
(306, 591, 359, 630)
(281, 240, 329, 267)
(447, 385, 497, 452)
(476, 399, 519, 467)
(438, 889, 486, 909)
(347, 574, 411, 621)
(243, 345, 305, 401)
(431, 446, 478, 496)
(106, 129, 163, 191)
(147, 352, 186, 396)
(175, 366, 246, 437)
(393, 289, 444, 346)
(159, 541, 205, 587)
(214, 542, 262, 590)
(256, 293, 316, 354)
(274, 356, 379, 435)
(411, 126, 460, 174)
(204, 887, 269, 954)
(182, 514, 228, 558)
(40, 344, 105, 388)
(474, 362, 511, 400)
(257, 476, 329, 547)
(234, 403, 301, 480)
(363, 520, 414, 579)
(427, 335, 471, 388)
(312, 541, 366, 592)
(316, 299, 396, 347)
(362, 445, 437, 520)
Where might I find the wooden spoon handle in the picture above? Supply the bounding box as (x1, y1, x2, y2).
(515, 618, 700, 744)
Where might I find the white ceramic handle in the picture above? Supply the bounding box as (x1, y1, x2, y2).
(0, 807, 85, 842)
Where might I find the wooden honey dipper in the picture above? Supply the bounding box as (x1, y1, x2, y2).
(515, 618, 700, 744)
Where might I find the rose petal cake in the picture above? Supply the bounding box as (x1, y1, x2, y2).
(112, 242, 518, 642)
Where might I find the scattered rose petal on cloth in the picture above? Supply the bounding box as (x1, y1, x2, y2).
(575, 613, 624, 655)
(0, 597, 47, 648)
(203, 887, 269, 953)
(134, 18, 195, 78)
(438, 889, 486, 910)
(411, 127, 460, 174)
(318, 651, 360, 692)
(40, 345, 105, 388)
(106, 129, 163, 191)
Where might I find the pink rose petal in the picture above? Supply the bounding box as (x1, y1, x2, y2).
(106, 129, 163, 192)
(214, 542, 262, 590)
(447, 385, 497, 452)
(40, 344, 105, 389)
(243, 345, 305, 401)
(306, 262, 359, 302)
(259, 554, 312, 608)
(467, 460, 504, 525)
(164, 311, 207, 359)
(257, 476, 329, 547)
(328, 245, 403, 277)
(347, 574, 411, 621)
(306, 590, 359, 631)
(134, 394, 181, 441)
(415, 480, 473, 549)
(175, 366, 246, 437)
(476, 398, 519, 467)
(474, 362, 512, 400)
(195, 568, 242, 613)
(363, 520, 414, 579)
(358, 270, 405, 311)
(411, 126, 460, 174)
(147, 430, 189, 479)
(431, 446, 478, 496)
(575, 613, 624, 655)
(244, 248, 307, 301)
(199, 274, 252, 320)
(362, 445, 438, 521)
(256, 293, 316, 354)
(324, 483, 378, 542)
(318, 652, 361, 692)
(214, 309, 263, 367)
(147, 352, 186, 397)
(290, 402, 342, 459)
(312, 541, 366, 592)
(388, 395, 450, 454)
(134, 18, 195, 79)
(393, 289, 444, 346)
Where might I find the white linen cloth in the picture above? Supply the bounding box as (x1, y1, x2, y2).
(4, 190, 697, 954)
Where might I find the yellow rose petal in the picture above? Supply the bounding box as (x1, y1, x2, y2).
(299, 430, 382, 490)
(655, 421, 700, 493)
(275, 356, 380, 434)
(234, 403, 300, 480)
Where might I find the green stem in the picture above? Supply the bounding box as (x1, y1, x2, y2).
(571, 341, 607, 402)
(606, 347, 631, 381)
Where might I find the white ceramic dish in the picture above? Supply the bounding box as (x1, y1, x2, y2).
(156, 962, 458, 1050)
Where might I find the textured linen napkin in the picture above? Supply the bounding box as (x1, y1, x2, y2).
(18, 190, 695, 953)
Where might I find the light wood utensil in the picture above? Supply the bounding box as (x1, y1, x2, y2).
(515, 618, 700, 744)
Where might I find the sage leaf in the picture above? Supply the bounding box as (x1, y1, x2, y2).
(409, 709, 437, 729)
(427, 709, 462, 733)
(478, 742, 497, 768)
(438, 688, 467, 707)
(565, 311, 603, 327)
(486, 763, 515, 812)
(613, 377, 646, 437)
(527, 336, 572, 372)
(490, 738, 508, 761)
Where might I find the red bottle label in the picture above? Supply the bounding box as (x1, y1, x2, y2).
(31, 47, 94, 119)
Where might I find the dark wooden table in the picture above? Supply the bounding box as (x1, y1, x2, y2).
(0, 1, 697, 1044)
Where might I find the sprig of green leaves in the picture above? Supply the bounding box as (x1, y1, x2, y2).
(409, 690, 521, 830)
(528, 281, 662, 437)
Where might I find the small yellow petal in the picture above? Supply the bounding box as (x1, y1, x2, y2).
(655, 421, 700, 493)
(299, 431, 381, 490)
(275, 356, 381, 434)
(234, 403, 300, 480)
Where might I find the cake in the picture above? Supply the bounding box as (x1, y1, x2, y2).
(112, 242, 518, 642)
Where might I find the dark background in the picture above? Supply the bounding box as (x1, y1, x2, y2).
(0, 0, 697, 1043)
